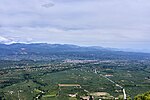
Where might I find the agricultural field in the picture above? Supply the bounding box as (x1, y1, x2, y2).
(0, 59, 150, 100)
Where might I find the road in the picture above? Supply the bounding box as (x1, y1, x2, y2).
(94, 69, 127, 100)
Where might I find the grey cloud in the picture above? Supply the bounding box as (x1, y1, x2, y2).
(0, 0, 150, 50)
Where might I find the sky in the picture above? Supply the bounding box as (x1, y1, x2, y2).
(0, 0, 150, 52)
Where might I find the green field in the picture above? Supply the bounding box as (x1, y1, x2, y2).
(0, 60, 150, 100)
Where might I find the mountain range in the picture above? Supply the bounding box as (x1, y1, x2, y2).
(0, 43, 150, 61)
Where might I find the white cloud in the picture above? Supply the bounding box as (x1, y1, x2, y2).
(0, 36, 8, 42)
(0, 36, 13, 44)
(0, 0, 150, 50)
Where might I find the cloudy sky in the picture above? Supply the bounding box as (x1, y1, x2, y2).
(0, 0, 150, 51)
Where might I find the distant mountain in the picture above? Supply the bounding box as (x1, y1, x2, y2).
(0, 43, 150, 61)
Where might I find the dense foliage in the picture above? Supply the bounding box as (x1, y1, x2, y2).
(135, 91, 150, 100)
(0, 44, 150, 100)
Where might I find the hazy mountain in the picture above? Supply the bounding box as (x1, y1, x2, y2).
(0, 43, 150, 61)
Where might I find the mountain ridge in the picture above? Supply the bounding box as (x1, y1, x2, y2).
(0, 43, 150, 61)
